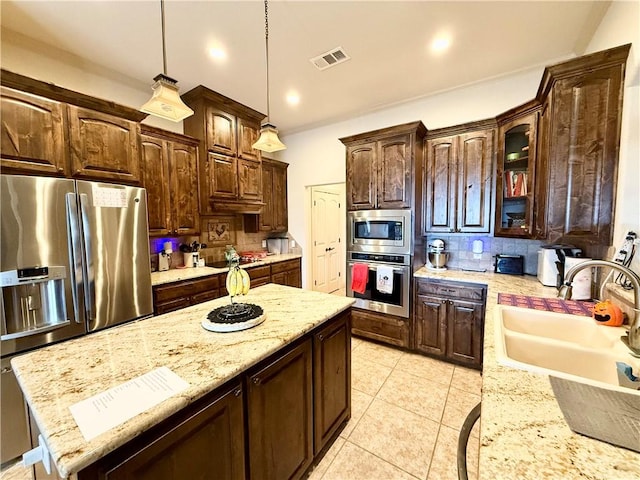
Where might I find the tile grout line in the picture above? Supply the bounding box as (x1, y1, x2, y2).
(424, 361, 456, 480)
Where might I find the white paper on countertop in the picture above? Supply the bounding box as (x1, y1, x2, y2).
(69, 366, 190, 441)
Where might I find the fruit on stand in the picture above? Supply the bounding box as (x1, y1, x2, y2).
(226, 266, 251, 301)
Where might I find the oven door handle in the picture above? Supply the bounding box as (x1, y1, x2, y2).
(348, 262, 408, 273)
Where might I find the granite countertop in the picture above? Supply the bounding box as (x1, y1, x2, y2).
(11, 283, 354, 479)
(151, 253, 303, 286)
(414, 267, 640, 480)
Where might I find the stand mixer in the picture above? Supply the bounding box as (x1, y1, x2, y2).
(427, 239, 449, 270)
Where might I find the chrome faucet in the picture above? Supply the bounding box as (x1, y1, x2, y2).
(558, 259, 640, 355)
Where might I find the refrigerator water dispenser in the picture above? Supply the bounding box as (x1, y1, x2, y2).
(0, 266, 68, 341)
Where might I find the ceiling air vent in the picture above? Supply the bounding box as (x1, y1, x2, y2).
(310, 47, 350, 71)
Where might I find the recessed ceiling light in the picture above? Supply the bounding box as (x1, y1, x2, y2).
(286, 92, 300, 106)
(430, 35, 451, 54)
(208, 47, 226, 60)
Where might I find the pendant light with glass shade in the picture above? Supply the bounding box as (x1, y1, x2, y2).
(140, 0, 194, 122)
(252, 0, 286, 153)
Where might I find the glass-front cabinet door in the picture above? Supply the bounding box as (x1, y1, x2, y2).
(495, 107, 539, 237)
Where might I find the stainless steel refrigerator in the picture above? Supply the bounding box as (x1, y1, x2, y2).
(0, 174, 153, 462)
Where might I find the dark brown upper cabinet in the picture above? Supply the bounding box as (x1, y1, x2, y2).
(494, 102, 540, 238)
(1, 70, 146, 184)
(237, 117, 261, 161)
(141, 126, 200, 237)
(0, 86, 68, 176)
(535, 44, 630, 253)
(340, 121, 427, 211)
(182, 86, 265, 214)
(206, 106, 237, 156)
(424, 121, 495, 234)
(257, 157, 288, 232)
(68, 105, 141, 184)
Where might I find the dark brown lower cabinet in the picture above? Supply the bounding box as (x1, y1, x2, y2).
(351, 308, 410, 348)
(152, 274, 222, 315)
(313, 313, 351, 455)
(270, 258, 302, 288)
(77, 382, 245, 480)
(413, 279, 486, 369)
(247, 340, 313, 480)
(73, 310, 351, 480)
(246, 265, 272, 289)
(413, 295, 447, 356)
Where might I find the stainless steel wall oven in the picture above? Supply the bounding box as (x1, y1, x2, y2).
(346, 252, 411, 318)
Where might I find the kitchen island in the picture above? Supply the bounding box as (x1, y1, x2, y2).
(11, 284, 354, 479)
(414, 268, 640, 480)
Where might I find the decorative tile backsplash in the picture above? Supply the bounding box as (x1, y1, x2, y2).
(425, 235, 543, 275)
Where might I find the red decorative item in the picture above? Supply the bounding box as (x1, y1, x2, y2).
(592, 300, 624, 326)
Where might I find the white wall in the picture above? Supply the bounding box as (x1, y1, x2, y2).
(583, 0, 640, 272)
(1, 28, 182, 133)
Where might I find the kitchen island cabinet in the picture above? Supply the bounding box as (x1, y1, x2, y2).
(11, 284, 353, 480)
(246, 339, 313, 480)
(77, 381, 246, 480)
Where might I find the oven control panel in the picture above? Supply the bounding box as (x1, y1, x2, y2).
(349, 252, 409, 265)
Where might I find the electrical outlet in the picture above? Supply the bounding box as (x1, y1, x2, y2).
(291, 240, 296, 248)
(261, 240, 267, 248)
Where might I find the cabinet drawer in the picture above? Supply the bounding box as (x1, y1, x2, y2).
(271, 258, 300, 275)
(155, 297, 191, 315)
(351, 309, 409, 348)
(246, 265, 271, 280)
(416, 280, 485, 302)
(154, 275, 219, 303)
(191, 290, 220, 305)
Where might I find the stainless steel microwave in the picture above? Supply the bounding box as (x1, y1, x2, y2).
(347, 209, 412, 254)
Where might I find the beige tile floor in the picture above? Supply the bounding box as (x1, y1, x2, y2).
(0, 337, 481, 480)
(308, 337, 481, 480)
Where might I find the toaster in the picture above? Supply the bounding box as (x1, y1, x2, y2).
(495, 254, 524, 275)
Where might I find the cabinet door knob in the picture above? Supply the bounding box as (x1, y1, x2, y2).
(441, 299, 447, 304)
(449, 300, 454, 305)
(317, 333, 324, 341)
(252, 376, 261, 385)
(233, 387, 242, 397)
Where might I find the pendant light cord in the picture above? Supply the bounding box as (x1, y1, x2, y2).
(264, 0, 271, 122)
(161, 0, 167, 76)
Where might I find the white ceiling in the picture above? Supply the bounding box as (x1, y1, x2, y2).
(0, 1, 609, 134)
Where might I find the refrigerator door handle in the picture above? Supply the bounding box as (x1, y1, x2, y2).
(79, 193, 96, 324)
(65, 193, 83, 325)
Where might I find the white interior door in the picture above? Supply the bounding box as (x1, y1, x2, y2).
(311, 187, 343, 293)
